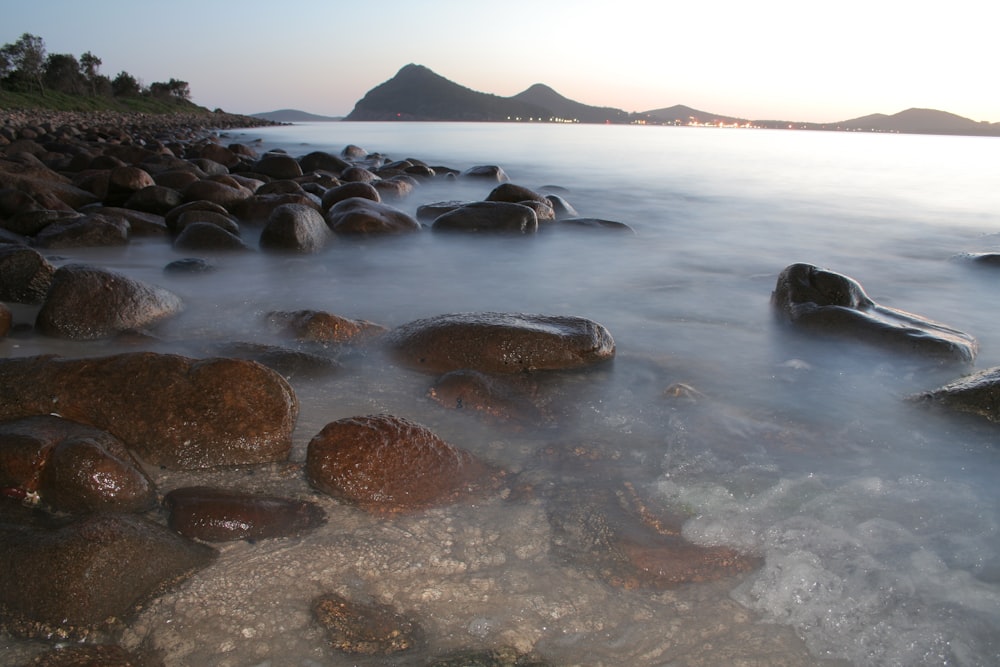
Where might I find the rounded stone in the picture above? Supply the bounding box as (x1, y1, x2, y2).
(321, 181, 380, 210)
(431, 201, 538, 234)
(163, 486, 326, 542)
(324, 197, 420, 235)
(259, 203, 331, 253)
(0, 245, 55, 304)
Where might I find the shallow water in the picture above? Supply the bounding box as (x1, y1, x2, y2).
(4, 123, 1000, 666)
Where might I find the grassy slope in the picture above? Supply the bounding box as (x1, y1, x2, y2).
(0, 89, 214, 114)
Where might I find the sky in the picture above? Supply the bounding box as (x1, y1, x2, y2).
(3, 0, 997, 123)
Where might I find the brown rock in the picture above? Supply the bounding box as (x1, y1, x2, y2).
(0, 352, 299, 470)
(259, 203, 331, 253)
(0, 245, 55, 304)
(428, 369, 550, 428)
(386, 312, 616, 374)
(431, 201, 538, 234)
(32, 213, 130, 248)
(461, 165, 509, 182)
(121, 184, 184, 215)
(299, 150, 349, 174)
(20, 643, 142, 667)
(181, 179, 252, 211)
(253, 152, 303, 180)
(163, 486, 326, 542)
(267, 309, 386, 344)
(325, 197, 420, 235)
(306, 414, 504, 515)
(320, 181, 380, 211)
(485, 182, 550, 205)
(312, 592, 424, 655)
(104, 165, 155, 206)
(0, 513, 216, 639)
(0, 303, 9, 338)
(173, 221, 249, 252)
(35, 264, 182, 340)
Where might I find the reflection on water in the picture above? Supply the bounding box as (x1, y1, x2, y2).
(4, 123, 1000, 666)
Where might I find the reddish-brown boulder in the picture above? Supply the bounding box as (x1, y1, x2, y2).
(324, 197, 420, 235)
(0, 245, 54, 304)
(104, 165, 155, 206)
(0, 352, 299, 470)
(35, 264, 182, 340)
(386, 312, 616, 374)
(0, 303, 10, 338)
(267, 309, 386, 344)
(32, 213, 130, 248)
(163, 486, 326, 542)
(306, 414, 504, 515)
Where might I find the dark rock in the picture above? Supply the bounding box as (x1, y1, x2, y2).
(339, 166, 378, 183)
(299, 150, 349, 174)
(163, 486, 326, 542)
(32, 213, 130, 249)
(341, 144, 367, 159)
(4, 209, 79, 237)
(267, 309, 386, 344)
(431, 201, 538, 234)
(163, 257, 216, 274)
(771, 263, 978, 363)
(557, 217, 635, 232)
(181, 179, 252, 211)
(910, 366, 1000, 423)
(173, 221, 249, 252)
(174, 209, 239, 236)
(104, 165, 155, 207)
(231, 192, 319, 223)
(373, 176, 414, 201)
(485, 183, 550, 205)
(462, 165, 509, 182)
(85, 206, 168, 237)
(320, 181, 380, 211)
(256, 179, 306, 196)
(0, 352, 299, 470)
(0, 303, 9, 338)
(19, 643, 143, 667)
(0, 513, 215, 639)
(0, 415, 155, 514)
(196, 142, 241, 168)
(427, 646, 552, 667)
(163, 200, 231, 233)
(121, 184, 183, 215)
(544, 193, 579, 218)
(212, 341, 341, 379)
(259, 203, 331, 254)
(306, 414, 505, 515)
(325, 197, 420, 235)
(35, 264, 182, 340)
(386, 312, 616, 374)
(519, 199, 555, 221)
(428, 369, 550, 428)
(312, 592, 424, 655)
(253, 153, 303, 180)
(0, 245, 55, 304)
(415, 200, 471, 224)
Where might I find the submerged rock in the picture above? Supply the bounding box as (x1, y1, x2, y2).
(428, 369, 551, 429)
(0, 513, 215, 639)
(312, 592, 425, 655)
(771, 262, 977, 363)
(386, 311, 616, 374)
(910, 366, 1000, 423)
(0, 352, 298, 470)
(163, 486, 326, 542)
(306, 414, 505, 515)
(267, 309, 386, 344)
(35, 264, 183, 340)
(431, 201, 538, 234)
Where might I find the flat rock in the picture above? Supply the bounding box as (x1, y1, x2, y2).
(910, 366, 1000, 423)
(385, 311, 616, 374)
(163, 486, 326, 542)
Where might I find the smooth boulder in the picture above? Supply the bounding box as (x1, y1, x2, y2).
(386, 311, 616, 374)
(306, 414, 504, 515)
(910, 366, 1000, 423)
(163, 486, 326, 542)
(259, 203, 331, 253)
(324, 197, 420, 235)
(35, 264, 183, 340)
(0, 352, 299, 470)
(0, 245, 54, 304)
(431, 201, 538, 234)
(771, 263, 978, 363)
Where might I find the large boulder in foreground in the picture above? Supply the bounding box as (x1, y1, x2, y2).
(386, 312, 616, 374)
(35, 264, 183, 340)
(771, 263, 977, 363)
(0, 513, 215, 639)
(0, 352, 298, 469)
(910, 366, 1000, 423)
(306, 414, 504, 515)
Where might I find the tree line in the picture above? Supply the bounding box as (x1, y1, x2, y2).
(0, 33, 190, 101)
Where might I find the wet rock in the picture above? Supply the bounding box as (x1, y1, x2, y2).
(253, 152, 303, 180)
(173, 221, 249, 252)
(163, 257, 216, 274)
(544, 193, 579, 218)
(32, 213, 130, 248)
(259, 203, 331, 253)
(428, 369, 550, 428)
(373, 175, 415, 200)
(104, 165, 155, 207)
(0, 415, 156, 514)
(312, 592, 424, 655)
(0, 303, 9, 337)
(320, 181, 380, 210)
(212, 341, 341, 379)
(339, 165, 378, 183)
(415, 200, 471, 224)
(0, 162, 100, 210)
(771, 262, 977, 363)
(485, 183, 550, 205)
(121, 184, 184, 215)
(427, 646, 552, 667)
(163, 199, 231, 233)
(173, 209, 239, 236)
(324, 197, 420, 235)
(3, 209, 78, 237)
(557, 217, 635, 233)
(306, 414, 505, 515)
(431, 201, 538, 234)
(0, 513, 216, 639)
(35, 264, 182, 340)
(386, 311, 616, 374)
(23, 643, 144, 666)
(462, 165, 509, 182)
(0, 245, 54, 304)
(267, 309, 386, 344)
(0, 352, 298, 470)
(163, 486, 326, 542)
(88, 206, 169, 237)
(910, 366, 1000, 423)
(180, 179, 252, 211)
(299, 150, 349, 174)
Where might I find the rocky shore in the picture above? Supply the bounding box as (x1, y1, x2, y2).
(2, 109, 995, 666)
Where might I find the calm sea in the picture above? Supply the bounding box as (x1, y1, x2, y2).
(5, 122, 999, 666)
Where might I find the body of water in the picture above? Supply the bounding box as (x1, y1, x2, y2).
(4, 122, 1000, 666)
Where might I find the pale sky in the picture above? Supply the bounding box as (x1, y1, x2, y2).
(3, 0, 996, 123)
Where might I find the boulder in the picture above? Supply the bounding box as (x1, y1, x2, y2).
(259, 203, 331, 253)
(557, 217, 635, 232)
(104, 165, 155, 207)
(121, 184, 184, 215)
(174, 209, 240, 236)
(485, 182, 550, 205)
(386, 311, 616, 374)
(306, 414, 504, 515)
(325, 197, 420, 235)
(35, 264, 182, 340)
(312, 592, 424, 655)
(163, 486, 326, 542)
(163, 257, 216, 274)
(320, 181, 380, 210)
(910, 367, 1000, 423)
(415, 200, 470, 224)
(164, 199, 231, 232)
(181, 179, 252, 211)
(253, 152, 303, 180)
(0, 245, 55, 304)
(427, 369, 550, 428)
(0, 352, 299, 470)
(0, 513, 215, 639)
(431, 201, 538, 234)
(267, 309, 386, 344)
(299, 150, 350, 174)
(461, 165, 509, 182)
(771, 263, 978, 363)
(373, 176, 414, 201)
(0, 415, 155, 514)
(32, 213, 130, 248)
(88, 206, 169, 237)
(173, 221, 250, 252)
(339, 166, 378, 183)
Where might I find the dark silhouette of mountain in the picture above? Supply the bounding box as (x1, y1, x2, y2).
(643, 104, 748, 126)
(511, 84, 630, 123)
(251, 109, 342, 122)
(342, 64, 999, 137)
(345, 64, 551, 122)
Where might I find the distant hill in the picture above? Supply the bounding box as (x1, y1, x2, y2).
(342, 64, 1000, 137)
(250, 109, 341, 122)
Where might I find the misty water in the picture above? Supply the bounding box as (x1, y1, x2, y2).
(5, 122, 1000, 666)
